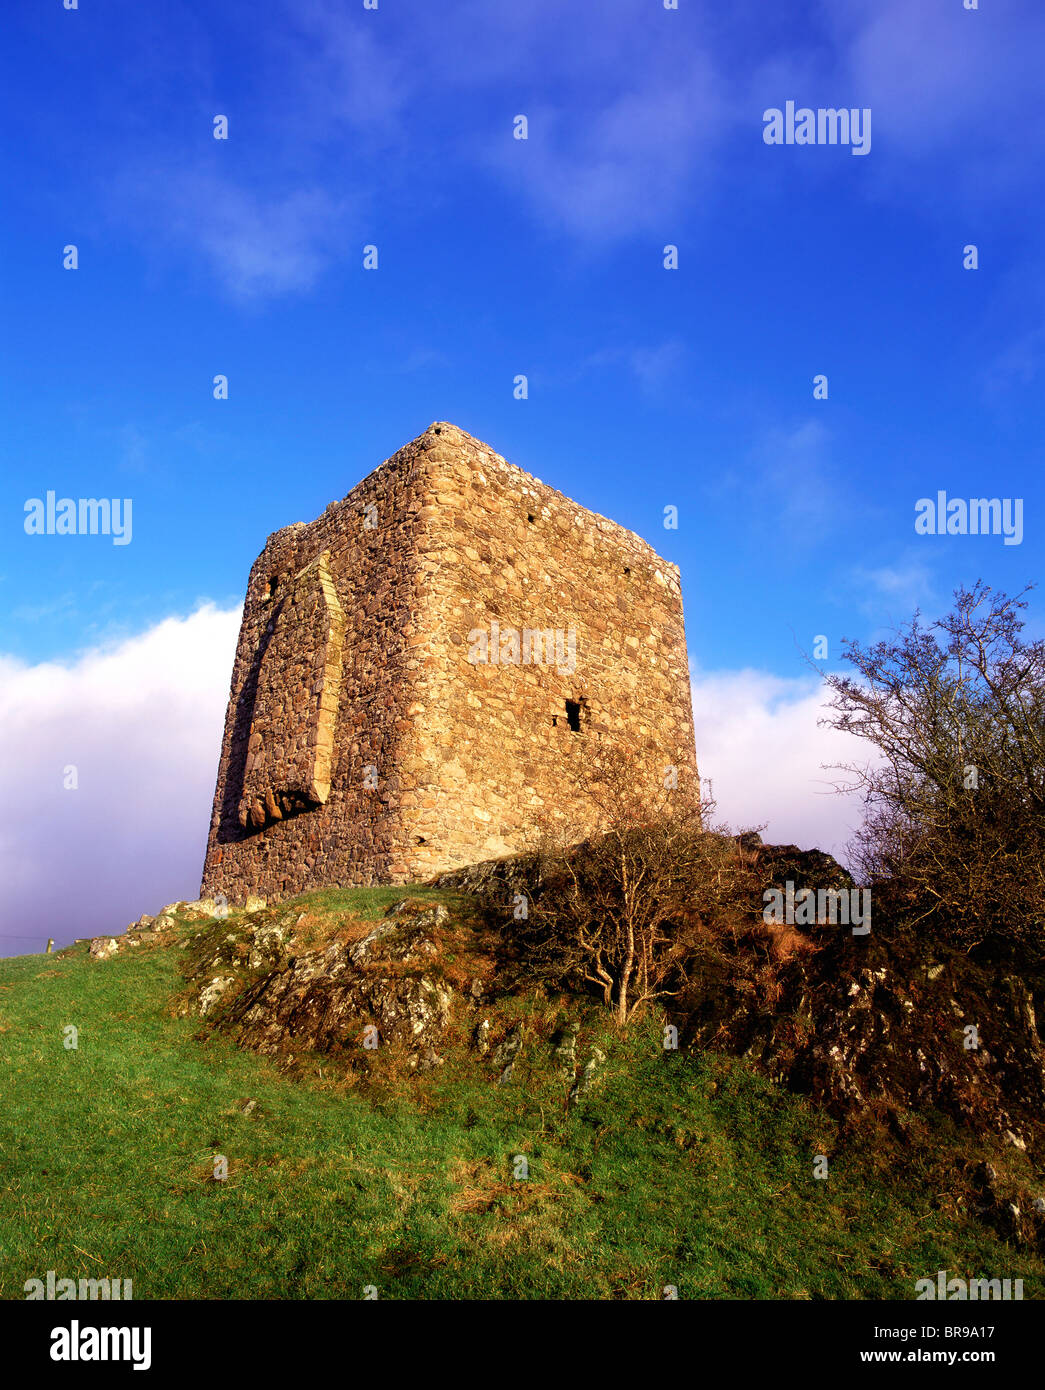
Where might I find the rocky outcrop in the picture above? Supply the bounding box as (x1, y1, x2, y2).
(226, 944, 454, 1068)
(569, 1046, 606, 1104)
(491, 1024, 524, 1084)
(178, 897, 460, 1072)
(86, 898, 226, 961)
(681, 912, 1045, 1157)
(87, 835, 1045, 1230)
(440, 836, 1045, 1161)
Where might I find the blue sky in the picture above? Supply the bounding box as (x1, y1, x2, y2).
(1, 0, 1042, 951)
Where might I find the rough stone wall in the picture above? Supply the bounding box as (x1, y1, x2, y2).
(238, 551, 345, 828)
(201, 433, 437, 901)
(395, 426, 699, 878)
(201, 422, 698, 903)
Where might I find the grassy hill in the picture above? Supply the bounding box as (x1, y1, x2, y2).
(1, 886, 1042, 1300)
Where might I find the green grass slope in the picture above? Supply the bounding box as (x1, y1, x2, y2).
(1, 887, 1041, 1300)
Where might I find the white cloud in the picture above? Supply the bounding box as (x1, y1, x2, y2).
(0, 605, 241, 955)
(0, 604, 876, 955)
(690, 666, 873, 864)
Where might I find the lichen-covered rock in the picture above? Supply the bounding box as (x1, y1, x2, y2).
(349, 919, 438, 967)
(222, 946, 455, 1062)
(415, 1045, 446, 1072)
(681, 911, 1045, 1157)
(247, 921, 289, 972)
(570, 1047, 606, 1104)
(348, 922, 401, 965)
(198, 975, 236, 1016)
(965, 1159, 1045, 1252)
(174, 906, 301, 1016)
(177, 898, 458, 1066)
(89, 937, 119, 960)
(554, 1020, 580, 1080)
(178, 900, 218, 923)
(492, 1025, 523, 1084)
(432, 854, 542, 902)
(387, 900, 449, 927)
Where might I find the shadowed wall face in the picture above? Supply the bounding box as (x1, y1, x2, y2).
(237, 552, 345, 829)
(201, 423, 698, 904)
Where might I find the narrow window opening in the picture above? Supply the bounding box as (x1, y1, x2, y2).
(264, 574, 279, 601)
(527, 512, 536, 523)
(623, 566, 631, 575)
(565, 699, 582, 733)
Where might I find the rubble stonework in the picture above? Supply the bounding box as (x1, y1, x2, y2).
(201, 422, 699, 903)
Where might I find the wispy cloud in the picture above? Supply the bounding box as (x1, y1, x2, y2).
(983, 324, 1045, 399)
(824, 0, 1045, 158)
(629, 340, 688, 399)
(850, 556, 936, 618)
(114, 168, 359, 300)
(748, 419, 848, 527)
(89, 0, 1045, 300)
(572, 339, 688, 398)
(485, 67, 734, 241)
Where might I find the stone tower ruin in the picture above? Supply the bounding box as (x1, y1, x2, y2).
(201, 422, 698, 903)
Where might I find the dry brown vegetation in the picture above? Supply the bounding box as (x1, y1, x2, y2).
(514, 744, 762, 1024)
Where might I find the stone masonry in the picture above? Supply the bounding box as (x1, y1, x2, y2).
(201, 423, 698, 902)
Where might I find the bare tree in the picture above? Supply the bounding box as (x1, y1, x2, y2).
(820, 583, 1045, 956)
(520, 744, 754, 1023)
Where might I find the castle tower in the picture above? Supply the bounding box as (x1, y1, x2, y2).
(201, 423, 698, 902)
